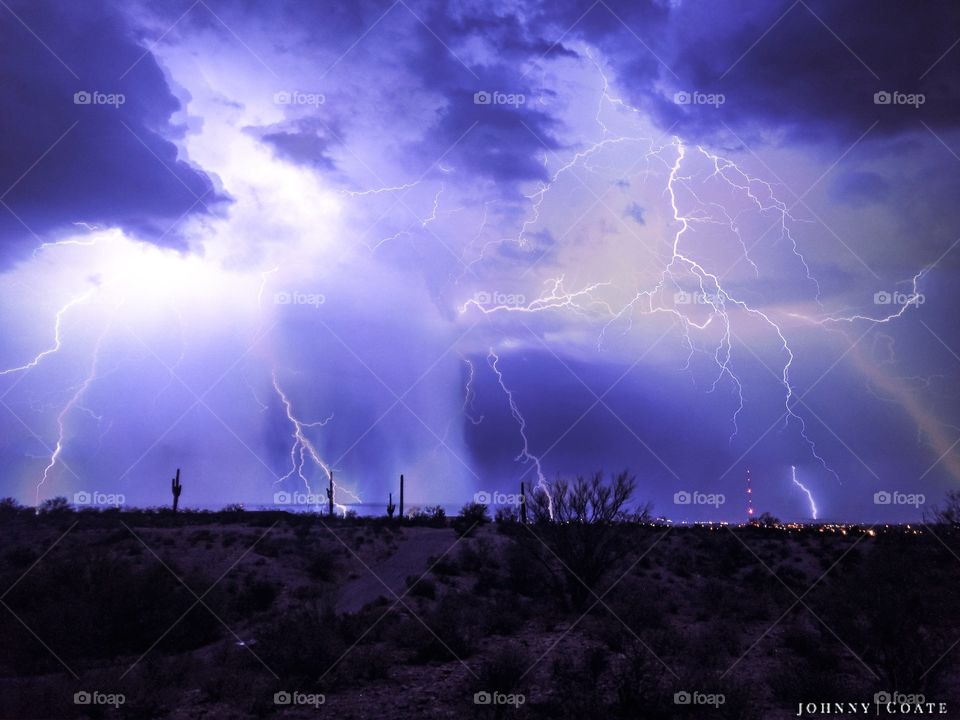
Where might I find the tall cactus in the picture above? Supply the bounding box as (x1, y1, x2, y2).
(171, 468, 182, 513)
(399, 474, 405, 519)
(520, 480, 527, 524)
(326, 471, 334, 517)
(387, 492, 396, 519)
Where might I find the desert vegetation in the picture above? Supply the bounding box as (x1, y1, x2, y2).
(1, 476, 958, 719)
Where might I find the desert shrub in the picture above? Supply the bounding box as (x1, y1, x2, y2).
(494, 506, 517, 524)
(255, 603, 344, 681)
(0, 497, 25, 518)
(431, 554, 461, 576)
(602, 576, 667, 640)
(4, 545, 38, 568)
(37, 496, 71, 515)
(407, 591, 486, 662)
(519, 471, 646, 610)
(0, 554, 220, 674)
(453, 502, 489, 537)
(683, 618, 743, 667)
(544, 645, 610, 718)
(816, 541, 960, 692)
(610, 642, 672, 718)
(780, 618, 820, 658)
(234, 578, 279, 614)
(406, 575, 437, 599)
(928, 489, 960, 525)
(338, 644, 393, 682)
(485, 593, 527, 635)
(305, 550, 339, 581)
(472, 642, 530, 696)
(408, 505, 448, 527)
(503, 540, 553, 598)
(189, 529, 214, 545)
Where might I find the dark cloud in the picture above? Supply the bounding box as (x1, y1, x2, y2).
(0, 0, 225, 263)
(578, 0, 960, 142)
(252, 117, 340, 171)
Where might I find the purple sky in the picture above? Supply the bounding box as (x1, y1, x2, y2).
(1, 0, 959, 522)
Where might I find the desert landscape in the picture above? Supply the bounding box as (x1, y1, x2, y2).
(2, 480, 958, 719)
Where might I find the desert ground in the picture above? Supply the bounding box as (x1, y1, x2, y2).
(1, 500, 958, 719)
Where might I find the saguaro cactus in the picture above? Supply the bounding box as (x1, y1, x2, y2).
(326, 471, 334, 517)
(387, 492, 396, 519)
(171, 469, 182, 513)
(399, 474, 405, 519)
(520, 481, 527, 524)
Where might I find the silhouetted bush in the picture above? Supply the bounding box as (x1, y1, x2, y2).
(817, 540, 959, 692)
(0, 554, 220, 674)
(255, 602, 344, 681)
(518, 471, 647, 609)
(406, 575, 437, 599)
(453, 502, 489, 537)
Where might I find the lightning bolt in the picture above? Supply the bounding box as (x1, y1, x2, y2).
(458, 54, 844, 479)
(342, 180, 422, 197)
(31, 233, 99, 257)
(257, 266, 280, 311)
(660, 140, 840, 472)
(0, 290, 95, 377)
(487, 348, 553, 519)
(459, 275, 614, 317)
(791, 465, 818, 520)
(796, 267, 928, 325)
(271, 368, 360, 515)
(461, 356, 484, 425)
(35, 321, 113, 505)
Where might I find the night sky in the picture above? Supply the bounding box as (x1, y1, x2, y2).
(1, 0, 959, 522)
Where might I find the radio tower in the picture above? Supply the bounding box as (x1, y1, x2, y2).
(746, 469, 754, 522)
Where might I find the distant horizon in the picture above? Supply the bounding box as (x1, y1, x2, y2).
(15, 497, 935, 525)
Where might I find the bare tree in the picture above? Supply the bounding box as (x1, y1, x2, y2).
(519, 471, 649, 610)
(927, 489, 960, 526)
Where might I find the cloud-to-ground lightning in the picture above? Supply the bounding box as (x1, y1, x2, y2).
(271, 368, 361, 515)
(487, 348, 553, 518)
(791, 465, 818, 520)
(35, 322, 113, 505)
